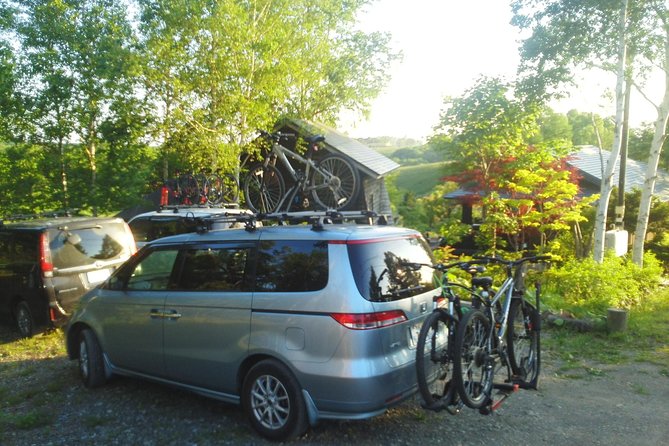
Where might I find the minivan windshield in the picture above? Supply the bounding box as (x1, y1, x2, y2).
(50, 223, 131, 269)
(347, 235, 435, 302)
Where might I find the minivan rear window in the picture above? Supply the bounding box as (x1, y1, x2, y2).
(347, 236, 435, 302)
(50, 223, 132, 269)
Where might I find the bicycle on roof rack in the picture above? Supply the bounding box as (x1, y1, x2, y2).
(243, 131, 360, 213)
(167, 170, 239, 206)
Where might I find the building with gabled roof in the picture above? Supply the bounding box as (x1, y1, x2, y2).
(567, 145, 669, 201)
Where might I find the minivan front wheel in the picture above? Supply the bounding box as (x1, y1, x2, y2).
(78, 329, 107, 388)
(14, 301, 34, 338)
(242, 359, 308, 441)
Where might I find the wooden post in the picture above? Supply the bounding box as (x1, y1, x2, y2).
(607, 308, 629, 333)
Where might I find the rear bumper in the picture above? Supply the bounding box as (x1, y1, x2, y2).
(295, 357, 418, 421)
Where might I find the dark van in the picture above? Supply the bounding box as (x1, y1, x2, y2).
(0, 216, 136, 337)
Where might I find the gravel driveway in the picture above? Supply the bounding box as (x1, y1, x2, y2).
(1, 327, 668, 445)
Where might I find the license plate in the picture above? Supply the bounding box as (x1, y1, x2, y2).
(87, 268, 111, 284)
(408, 322, 423, 349)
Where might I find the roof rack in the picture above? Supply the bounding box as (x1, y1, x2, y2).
(158, 203, 240, 213)
(195, 209, 389, 233)
(257, 210, 389, 230)
(2, 209, 81, 223)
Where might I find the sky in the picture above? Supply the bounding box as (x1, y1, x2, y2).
(340, 0, 659, 141)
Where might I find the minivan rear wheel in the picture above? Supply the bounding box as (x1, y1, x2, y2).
(78, 329, 107, 388)
(14, 301, 34, 338)
(242, 359, 308, 441)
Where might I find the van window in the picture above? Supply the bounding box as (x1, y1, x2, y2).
(50, 223, 132, 269)
(347, 236, 435, 302)
(126, 249, 179, 291)
(129, 217, 198, 244)
(0, 231, 36, 265)
(177, 246, 250, 291)
(255, 240, 328, 292)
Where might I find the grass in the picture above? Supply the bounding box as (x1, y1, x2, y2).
(394, 162, 448, 197)
(543, 286, 669, 372)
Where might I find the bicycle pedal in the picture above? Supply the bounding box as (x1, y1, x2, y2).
(420, 401, 446, 413)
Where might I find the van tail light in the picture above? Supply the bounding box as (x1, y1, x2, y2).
(330, 310, 407, 330)
(124, 222, 137, 255)
(39, 233, 54, 277)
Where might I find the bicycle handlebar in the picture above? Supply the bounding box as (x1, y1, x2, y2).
(401, 260, 486, 273)
(258, 130, 296, 142)
(473, 255, 551, 267)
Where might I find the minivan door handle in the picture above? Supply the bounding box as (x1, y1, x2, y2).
(164, 309, 182, 320)
(149, 309, 182, 320)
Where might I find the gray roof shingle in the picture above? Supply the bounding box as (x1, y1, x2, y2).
(567, 145, 669, 201)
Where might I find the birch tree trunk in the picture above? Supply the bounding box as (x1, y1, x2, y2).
(593, 0, 628, 263)
(632, 24, 669, 267)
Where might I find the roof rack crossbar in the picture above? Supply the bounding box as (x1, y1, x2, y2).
(193, 210, 390, 233)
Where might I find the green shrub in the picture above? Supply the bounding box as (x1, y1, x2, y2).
(542, 252, 662, 318)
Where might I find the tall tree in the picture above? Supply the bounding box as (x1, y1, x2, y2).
(512, 0, 631, 263)
(138, 0, 397, 178)
(432, 77, 587, 253)
(630, 1, 669, 266)
(12, 0, 141, 213)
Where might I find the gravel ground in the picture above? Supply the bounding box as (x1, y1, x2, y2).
(1, 326, 668, 446)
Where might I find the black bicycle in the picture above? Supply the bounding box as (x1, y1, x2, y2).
(243, 131, 360, 213)
(452, 255, 550, 413)
(414, 260, 492, 414)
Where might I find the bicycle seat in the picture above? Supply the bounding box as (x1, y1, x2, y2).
(306, 135, 325, 144)
(472, 276, 493, 289)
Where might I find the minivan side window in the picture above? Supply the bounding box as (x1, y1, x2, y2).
(177, 246, 250, 291)
(255, 240, 328, 292)
(126, 249, 179, 291)
(0, 232, 35, 266)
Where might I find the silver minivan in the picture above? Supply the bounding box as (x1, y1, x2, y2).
(66, 214, 437, 440)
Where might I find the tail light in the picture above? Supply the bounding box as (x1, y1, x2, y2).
(123, 222, 138, 255)
(330, 310, 407, 330)
(39, 233, 54, 277)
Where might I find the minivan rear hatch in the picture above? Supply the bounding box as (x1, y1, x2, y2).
(49, 221, 134, 310)
(347, 234, 437, 367)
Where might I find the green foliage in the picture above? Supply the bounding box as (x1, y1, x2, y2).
(543, 252, 663, 318)
(393, 162, 448, 197)
(139, 0, 398, 175)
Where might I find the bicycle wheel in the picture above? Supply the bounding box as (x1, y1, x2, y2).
(244, 164, 285, 213)
(221, 173, 240, 204)
(310, 154, 359, 210)
(415, 310, 458, 411)
(507, 299, 541, 389)
(178, 173, 200, 205)
(453, 309, 494, 409)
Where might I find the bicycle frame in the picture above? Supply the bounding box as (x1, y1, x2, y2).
(264, 140, 337, 211)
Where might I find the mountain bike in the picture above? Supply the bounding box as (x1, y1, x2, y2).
(173, 171, 200, 205)
(196, 171, 239, 205)
(413, 260, 492, 414)
(452, 255, 550, 413)
(243, 131, 360, 213)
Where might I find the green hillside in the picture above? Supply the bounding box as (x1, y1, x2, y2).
(394, 162, 448, 196)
